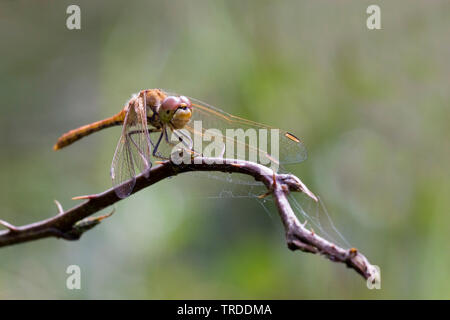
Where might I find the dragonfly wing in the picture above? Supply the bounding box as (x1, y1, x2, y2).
(111, 134, 136, 199)
(110, 104, 153, 199)
(128, 102, 153, 175)
(185, 97, 307, 167)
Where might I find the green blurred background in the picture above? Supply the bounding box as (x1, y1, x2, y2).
(0, 0, 449, 299)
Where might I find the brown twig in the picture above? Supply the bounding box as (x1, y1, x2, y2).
(0, 157, 378, 281)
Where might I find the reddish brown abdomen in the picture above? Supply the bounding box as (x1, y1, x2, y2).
(53, 110, 125, 150)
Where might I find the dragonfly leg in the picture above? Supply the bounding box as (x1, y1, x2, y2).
(168, 129, 191, 148)
(170, 129, 200, 157)
(127, 128, 167, 159)
(127, 127, 198, 161)
(128, 128, 171, 161)
(157, 127, 199, 161)
(152, 130, 167, 159)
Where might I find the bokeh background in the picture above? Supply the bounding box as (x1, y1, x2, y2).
(0, 0, 449, 299)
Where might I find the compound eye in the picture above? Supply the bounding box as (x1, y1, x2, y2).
(179, 96, 192, 109)
(161, 96, 181, 111)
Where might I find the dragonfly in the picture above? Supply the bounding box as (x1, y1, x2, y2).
(54, 89, 307, 198)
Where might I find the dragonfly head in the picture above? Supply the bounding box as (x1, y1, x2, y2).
(159, 95, 192, 129)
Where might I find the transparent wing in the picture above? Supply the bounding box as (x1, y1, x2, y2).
(183, 96, 307, 169)
(129, 98, 153, 174)
(110, 103, 152, 198)
(111, 134, 136, 199)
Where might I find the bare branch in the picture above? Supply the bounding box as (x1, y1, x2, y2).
(0, 157, 378, 281)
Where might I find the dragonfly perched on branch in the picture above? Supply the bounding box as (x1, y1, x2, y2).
(54, 89, 307, 198)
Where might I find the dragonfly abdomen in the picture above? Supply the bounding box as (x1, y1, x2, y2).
(53, 110, 125, 150)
